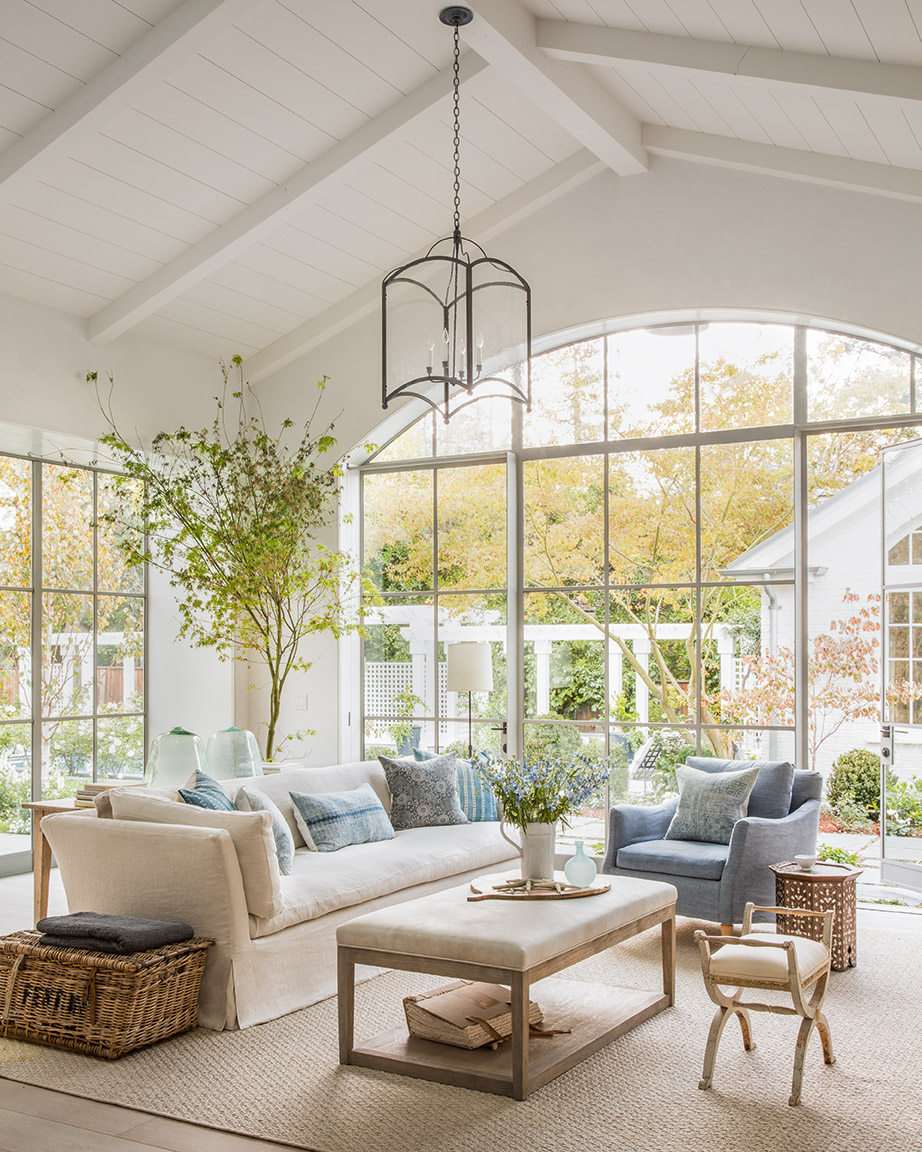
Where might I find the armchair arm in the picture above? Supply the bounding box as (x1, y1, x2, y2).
(718, 799, 821, 924)
(602, 798, 678, 874)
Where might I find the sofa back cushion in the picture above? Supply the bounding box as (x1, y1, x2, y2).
(94, 784, 180, 819)
(685, 758, 795, 820)
(222, 762, 391, 849)
(109, 790, 284, 919)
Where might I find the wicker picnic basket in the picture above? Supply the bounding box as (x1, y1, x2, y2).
(0, 930, 213, 1059)
(404, 980, 543, 1050)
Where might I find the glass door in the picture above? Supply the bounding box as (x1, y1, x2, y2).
(881, 439, 922, 891)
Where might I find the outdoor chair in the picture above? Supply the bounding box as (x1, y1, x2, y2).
(694, 902, 835, 1106)
(601, 758, 823, 931)
(627, 736, 661, 794)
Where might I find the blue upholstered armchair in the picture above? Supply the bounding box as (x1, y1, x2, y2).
(601, 758, 823, 930)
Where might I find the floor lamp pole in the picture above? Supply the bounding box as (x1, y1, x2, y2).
(466, 691, 473, 759)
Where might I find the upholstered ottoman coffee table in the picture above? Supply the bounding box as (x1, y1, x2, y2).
(337, 872, 676, 1099)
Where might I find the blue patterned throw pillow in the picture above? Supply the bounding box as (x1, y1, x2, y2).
(288, 783, 395, 853)
(179, 769, 235, 811)
(665, 763, 761, 845)
(412, 748, 498, 822)
(236, 786, 295, 875)
(379, 753, 468, 830)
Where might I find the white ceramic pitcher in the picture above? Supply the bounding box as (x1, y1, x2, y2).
(499, 819, 557, 881)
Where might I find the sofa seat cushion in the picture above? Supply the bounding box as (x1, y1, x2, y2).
(249, 822, 519, 938)
(616, 838, 728, 881)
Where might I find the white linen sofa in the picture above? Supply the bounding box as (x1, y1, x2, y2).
(41, 759, 519, 1030)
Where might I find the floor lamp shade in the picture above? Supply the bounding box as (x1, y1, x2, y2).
(446, 643, 494, 693)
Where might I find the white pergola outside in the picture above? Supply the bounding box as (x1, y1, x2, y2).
(365, 604, 737, 750)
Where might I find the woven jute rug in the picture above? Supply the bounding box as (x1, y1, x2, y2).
(0, 917, 919, 1152)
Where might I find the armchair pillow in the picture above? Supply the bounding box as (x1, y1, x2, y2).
(665, 763, 760, 845)
(289, 783, 395, 852)
(378, 754, 469, 830)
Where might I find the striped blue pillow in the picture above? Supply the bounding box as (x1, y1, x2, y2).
(179, 769, 235, 811)
(288, 783, 395, 853)
(413, 748, 498, 822)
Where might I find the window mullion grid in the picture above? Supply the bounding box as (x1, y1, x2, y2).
(30, 460, 41, 802)
(432, 467, 440, 752)
(92, 473, 98, 782)
(694, 324, 703, 751)
(793, 327, 809, 771)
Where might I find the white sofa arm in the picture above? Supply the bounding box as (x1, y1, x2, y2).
(42, 813, 252, 1030)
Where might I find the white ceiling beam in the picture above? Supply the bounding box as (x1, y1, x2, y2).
(87, 54, 489, 345)
(537, 20, 922, 103)
(243, 149, 605, 384)
(644, 125, 922, 203)
(0, 0, 260, 203)
(462, 0, 646, 176)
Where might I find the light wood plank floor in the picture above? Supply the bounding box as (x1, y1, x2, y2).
(0, 865, 919, 1151)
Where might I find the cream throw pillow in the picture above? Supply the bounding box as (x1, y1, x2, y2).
(110, 790, 284, 919)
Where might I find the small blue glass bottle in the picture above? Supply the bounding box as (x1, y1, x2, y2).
(564, 840, 597, 888)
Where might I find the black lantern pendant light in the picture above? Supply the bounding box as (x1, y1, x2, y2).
(381, 6, 531, 423)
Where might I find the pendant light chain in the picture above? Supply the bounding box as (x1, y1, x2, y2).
(451, 21, 462, 240)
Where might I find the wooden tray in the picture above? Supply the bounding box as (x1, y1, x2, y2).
(468, 876, 611, 901)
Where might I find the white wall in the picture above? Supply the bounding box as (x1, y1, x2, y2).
(252, 155, 922, 763)
(0, 291, 227, 447)
(146, 567, 234, 746)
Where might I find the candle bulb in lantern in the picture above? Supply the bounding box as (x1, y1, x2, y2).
(427, 340, 435, 374)
(476, 333, 484, 376)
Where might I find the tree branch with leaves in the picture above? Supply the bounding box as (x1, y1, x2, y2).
(93, 358, 371, 760)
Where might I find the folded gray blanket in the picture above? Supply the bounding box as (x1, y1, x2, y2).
(36, 911, 195, 954)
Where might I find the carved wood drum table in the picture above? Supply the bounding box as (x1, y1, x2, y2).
(770, 861, 862, 971)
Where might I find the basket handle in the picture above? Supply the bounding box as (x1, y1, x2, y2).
(1, 954, 25, 1022)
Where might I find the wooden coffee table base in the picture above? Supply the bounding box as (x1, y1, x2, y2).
(338, 906, 674, 1100)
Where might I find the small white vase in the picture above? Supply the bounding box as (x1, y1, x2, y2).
(500, 819, 557, 881)
(564, 841, 597, 888)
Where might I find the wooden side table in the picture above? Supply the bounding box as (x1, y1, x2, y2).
(21, 798, 77, 925)
(770, 860, 862, 971)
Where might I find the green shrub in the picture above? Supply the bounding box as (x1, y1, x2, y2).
(818, 843, 861, 867)
(826, 748, 894, 819)
(831, 794, 875, 833)
(885, 776, 922, 836)
(523, 719, 583, 762)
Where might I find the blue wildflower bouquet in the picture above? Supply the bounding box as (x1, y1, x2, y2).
(475, 754, 612, 832)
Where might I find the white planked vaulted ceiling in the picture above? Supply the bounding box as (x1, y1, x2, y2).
(2, 0, 922, 380)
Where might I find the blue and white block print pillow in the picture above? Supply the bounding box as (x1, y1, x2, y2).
(288, 783, 395, 853)
(412, 748, 498, 822)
